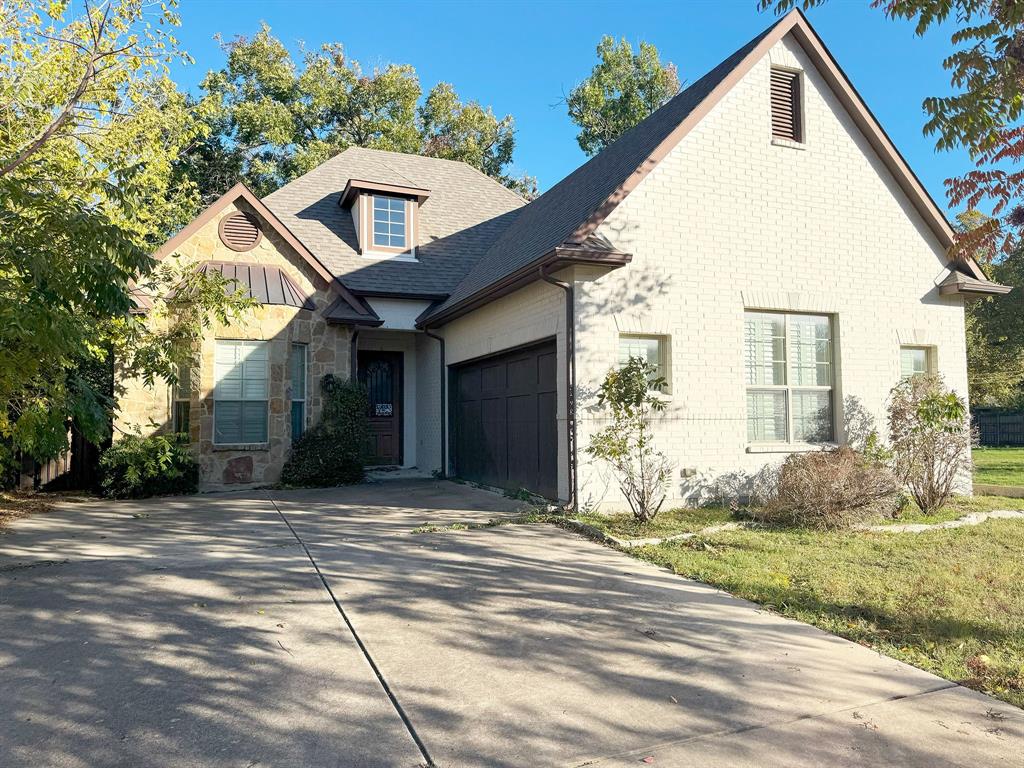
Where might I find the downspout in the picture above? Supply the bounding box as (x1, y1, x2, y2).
(540, 264, 577, 512)
(423, 326, 447, 479)
(349, 328, 360, 381)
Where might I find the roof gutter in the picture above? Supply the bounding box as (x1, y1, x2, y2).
(539, 263, 578, 512)
(417, 246, 631, 329)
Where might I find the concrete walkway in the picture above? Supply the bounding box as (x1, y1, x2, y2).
(1, 480, 1020, 767)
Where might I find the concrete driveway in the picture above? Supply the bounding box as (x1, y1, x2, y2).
(1, 480, 1020, 767)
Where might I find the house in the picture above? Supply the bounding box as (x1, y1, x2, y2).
(118, 10, 1008, 506)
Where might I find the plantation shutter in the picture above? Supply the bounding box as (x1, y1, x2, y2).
(214, 340, 269, 443)
(770, 68, 802, 142)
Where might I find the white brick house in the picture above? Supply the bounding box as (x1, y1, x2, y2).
(124, 10, 1007, 503)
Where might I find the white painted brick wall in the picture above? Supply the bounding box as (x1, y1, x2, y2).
(576, 34, 970, 510)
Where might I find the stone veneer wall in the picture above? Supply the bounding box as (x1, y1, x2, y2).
(115, 200, 352, 490)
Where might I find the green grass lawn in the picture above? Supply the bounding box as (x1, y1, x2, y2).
(575, 505, 733, 539)
(973, 447, 1024, 487)
(578, 497, 1024, 708)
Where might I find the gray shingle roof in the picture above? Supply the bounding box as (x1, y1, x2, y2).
(423, 21, 779, 323)
(263, 147, 525, 296)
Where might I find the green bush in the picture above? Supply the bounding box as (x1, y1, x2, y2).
(101, 433, 198, 499)
(280, 374, 370, 487)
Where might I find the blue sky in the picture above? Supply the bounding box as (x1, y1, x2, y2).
(172, 0, 967, 211)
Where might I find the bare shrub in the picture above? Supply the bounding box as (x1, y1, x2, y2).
(753, 447, 900, 530)
(887, 374, 974, 514)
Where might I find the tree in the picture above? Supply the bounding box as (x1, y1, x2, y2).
(566, 36, 680, 156)
(761, 1, 1024, 257)
(0, 0, 252, 474)
(966, 242, 1024, 405)
(419, 82, 536, 199)
(182, 25, 533, 201)
(586, 358, 673, 522)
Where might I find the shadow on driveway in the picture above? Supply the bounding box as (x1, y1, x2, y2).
(1, 479, 1020, 767)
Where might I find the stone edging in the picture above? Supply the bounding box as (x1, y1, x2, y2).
(858, 510, 1024, 533)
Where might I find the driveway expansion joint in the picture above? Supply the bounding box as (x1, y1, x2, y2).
(265, 491, 436, 768)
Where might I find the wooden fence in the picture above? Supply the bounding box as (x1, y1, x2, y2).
(14, 427, 101, 491)
(973, 409, 1024, 447)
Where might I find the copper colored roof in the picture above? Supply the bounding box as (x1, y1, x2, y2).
(201, 262, 316, 310)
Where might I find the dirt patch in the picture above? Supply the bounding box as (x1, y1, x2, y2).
(0, 491, 92, 532)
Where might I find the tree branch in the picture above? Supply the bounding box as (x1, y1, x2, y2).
(0, 54, 98, 178)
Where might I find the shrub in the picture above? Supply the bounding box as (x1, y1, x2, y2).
(280, 374, 370, 487)
(100, 433, 198, 499)
(586, 357, 672, 523)
(753, 447, 900, 530)
(887, 374, 973, 514)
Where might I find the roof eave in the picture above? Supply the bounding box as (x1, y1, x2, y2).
(418, 246, 632, 329)
(939, 276, 1013, 298)
(340, 179, 431, 208)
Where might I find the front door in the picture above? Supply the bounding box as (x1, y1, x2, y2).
(358, 351, 403, 465)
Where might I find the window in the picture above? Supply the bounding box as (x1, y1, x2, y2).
(900, 346, 933, 379)
(290, 343, 307, 440)
(618, 335, 668, 390)
(745, 312, 834, 443)
(770, 68, 802, 142)
(372, 195, 407, 249)
(213, 340, 269, 444)
(172, 362, 192, 436)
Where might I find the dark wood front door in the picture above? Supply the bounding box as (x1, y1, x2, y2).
(358, 351, 403, 465)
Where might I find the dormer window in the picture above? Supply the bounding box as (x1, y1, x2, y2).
(373, 195, 407, 250)
(339, 179, 429, 260)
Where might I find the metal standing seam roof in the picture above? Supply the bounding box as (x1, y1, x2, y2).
(200, 262, 316, 310)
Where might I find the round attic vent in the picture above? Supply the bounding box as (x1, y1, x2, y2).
(218, 211, 263, 252)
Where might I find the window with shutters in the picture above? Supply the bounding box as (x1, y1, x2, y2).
(900, 346, 934, 380)
(618, 335, 670, 393)
(214, 340, 269, 444)
(745, 312, 834, 444)
(770, 68, 803, 143)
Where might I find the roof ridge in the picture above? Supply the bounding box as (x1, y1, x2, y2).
(423, 16, 788, 326)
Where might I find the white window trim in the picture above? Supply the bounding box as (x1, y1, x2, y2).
(361, 193, 417, 261)
(213, 339, 270, 446)
(745, 311, 836, 447)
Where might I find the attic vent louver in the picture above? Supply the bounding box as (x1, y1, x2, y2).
(218, 211, 263, 252)
(770, 68, 802, 142)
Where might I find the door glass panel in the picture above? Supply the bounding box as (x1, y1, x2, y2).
(363, 360, 394, 417)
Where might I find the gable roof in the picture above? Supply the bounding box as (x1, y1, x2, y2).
(423, 9, 991, 326)
(263, 147, 526, 296)
(153, 182, 379, 325)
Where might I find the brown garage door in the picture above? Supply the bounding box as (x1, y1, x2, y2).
(452, 340, 558, 499)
